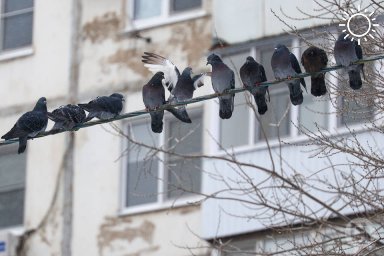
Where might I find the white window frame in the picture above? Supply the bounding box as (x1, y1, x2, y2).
(120, 108, 204, 215)
(0, 0, 34, 61)
(211, 35, 376, 156)
(127, 0, 207, 32)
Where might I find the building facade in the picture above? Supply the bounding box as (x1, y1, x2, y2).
(0, 0, 380, 255)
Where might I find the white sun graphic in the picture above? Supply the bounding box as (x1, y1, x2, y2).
(339, 5, 380, 45)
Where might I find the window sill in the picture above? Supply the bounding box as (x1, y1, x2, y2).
(123, 10, 209, 35)
(0, 47, 34, 62)
(119, 195, 203, 216)
(213, 123, 374, 157)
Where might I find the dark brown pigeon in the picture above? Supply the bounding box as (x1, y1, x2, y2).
(334, 33, 364, 90)
(2, 97, 48, 154)
(271, 44, 307, 106)
(301, 46, 328, 97)
(240, 56, 268, 115)
(142, 72, 166, 133)
(142, 52, 206, 123)
(207, 53, 235, 119)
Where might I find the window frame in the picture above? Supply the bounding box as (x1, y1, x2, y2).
(127, 0, 207, 32)
(120, 108, 204, 216)
(0, 0, 34, 60)
(211, 34, 376, 156)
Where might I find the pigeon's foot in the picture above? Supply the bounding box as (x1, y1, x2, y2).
(287, 76, 292, 80)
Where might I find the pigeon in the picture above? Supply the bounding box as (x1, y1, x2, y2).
(48, 104, 86, 130)
(78, 93, 124, 121)
(240, 56, 268, 115)
(2, 97, 48, 154)
(271, 44, 307, 105)
(301, 46, 328, 97)
(206, 53, 235, 119)
(142, 72, 166, 133)
(142, 52, 205, 123)
(334, 33, 364, 90)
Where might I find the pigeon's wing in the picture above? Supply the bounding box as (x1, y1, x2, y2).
(354, 41, 363, 60)
(192, 72, 209, 89)
(320, 48, 328, 66)
(18, 111, 47, 133)
(142, 52, 180, 92)
(260, 64, 267, 82)
(290, 52, 307, 91)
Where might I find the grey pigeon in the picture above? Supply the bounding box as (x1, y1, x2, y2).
(271, 44, 307, 105)
(301, 46, 328, 96)
(142, 72, 166, 133)
(207, 53, 235, 119)
(334, 33, 364, 90)
(240, 56, 268, 115)
(142, 52, 205, 123)
(2, 97, 48, 154)
(78, 93, 124, 121)
(48, 104, 86, 130)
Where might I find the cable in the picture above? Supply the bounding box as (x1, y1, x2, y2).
(0, 54, 383, 147)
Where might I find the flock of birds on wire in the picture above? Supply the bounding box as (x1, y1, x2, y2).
(1, 33, 365, 154)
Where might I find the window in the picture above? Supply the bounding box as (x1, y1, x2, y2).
(0, 146, 26, 229)
(124, 112, 203, 210)
(1, 0, 33, 51)
(131, 0, 203, 30)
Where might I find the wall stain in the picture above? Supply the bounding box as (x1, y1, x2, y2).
(98, 217, 155, 256)
(82, 12, 121, 43)
(103, 48, 150, 78)
(124, 245, 160, 256)
(169, 18, 211, 67)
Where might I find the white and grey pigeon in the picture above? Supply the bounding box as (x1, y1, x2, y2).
(2, 97, 48, 154)
(206, 53, 235, 119)
(142, 72, 166, 133)
(271, 44, 307, 106)
(240, 56, 268, 115)
(142, 52, 205, 123)
(334, 33, 364, 90)
(48, 104, 86, 130)
(78, 93, 124, 121)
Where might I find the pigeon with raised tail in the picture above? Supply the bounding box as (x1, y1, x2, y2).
(48, 104, 86, 130)
(78, 93, 124, 121)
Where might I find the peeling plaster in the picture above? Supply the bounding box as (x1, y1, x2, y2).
(82, 12, 121, 43)
(104, 48, 150, 78)
(98, 217, 155, 255)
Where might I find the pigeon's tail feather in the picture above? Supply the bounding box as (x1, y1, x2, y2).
(78, 103, 92, 112)
(288, 82, 304, 106)
(2, 125, 18, 140)
(150, 112, 164, 133)
(219, 98, 234, 119)
(167, 106, 192, 123)
(348, 69, 362, 90)
(18, 137, 27, 154)
(254, 94, 268, 115)
(311, 75, 327, 97)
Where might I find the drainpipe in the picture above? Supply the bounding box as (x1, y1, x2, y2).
(62, 0, 82, 255)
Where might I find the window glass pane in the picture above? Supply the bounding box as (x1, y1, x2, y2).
(0, 146, 26, 228)
(3, 0, 33, 13)
(0, 189, 24, 228)
(2, 12, 33, 50)
(171, 0, 202, 12)
(134, 0, 162, 20)
(337, 69, 375, 126)
(166, 115, 202, 199)
(299, 93, 329, 132)
(126, 161, 158, 207)
(220, 95, 249, 148)
(126, 122, 159, 207)
(0, 152, 26, 189)
(256, 87, 290, 141)
(220, 51, 250, 148)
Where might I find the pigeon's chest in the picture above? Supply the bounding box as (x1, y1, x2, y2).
(272, 56, 295, 79)
(335, 42, 357, 66)
(143, 85, 164, 107)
